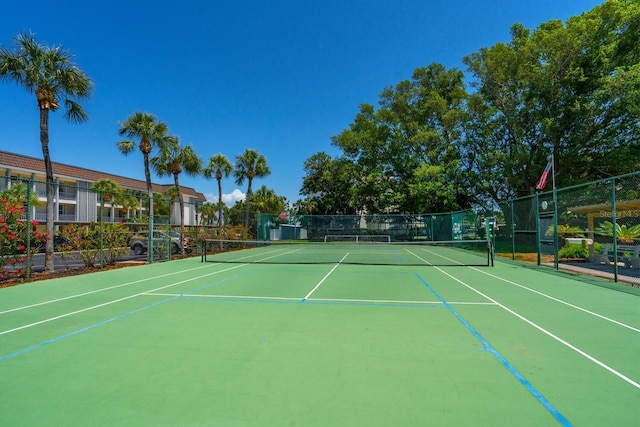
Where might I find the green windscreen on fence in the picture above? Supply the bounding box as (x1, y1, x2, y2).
(256, 212, 485, 242)
(201, 238, 492, 266)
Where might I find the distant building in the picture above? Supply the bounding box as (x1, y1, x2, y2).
(0, 150, 206, 227)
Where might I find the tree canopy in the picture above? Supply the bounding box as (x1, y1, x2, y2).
(297, 0, 640, 215)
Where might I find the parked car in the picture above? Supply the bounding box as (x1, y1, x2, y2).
(36, 235, 69, 253)
(129, 231, 188, 255)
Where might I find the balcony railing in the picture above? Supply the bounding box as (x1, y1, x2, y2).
(33, 184, 76, 200)
(58, 192, 77, 201)
(26, 213, 131, 223)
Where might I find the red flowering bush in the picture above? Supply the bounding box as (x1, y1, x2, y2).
(0, 197, 47, 280)
(58, 222, 131, 266)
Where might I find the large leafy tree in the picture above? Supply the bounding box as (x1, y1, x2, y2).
(300, 152, 359, 215)
(151, 138, 201, 253)
(117, 112, 172, 260)
(300, 1, 640, 213)
(329, 63, 470, 213)
(233, 149, 271, 229)
(203, 153, 233, 237)
(463, 0, 640, 198)
(0, 32, 93, 272)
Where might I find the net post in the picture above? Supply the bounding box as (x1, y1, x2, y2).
(485, 216, 496, 267)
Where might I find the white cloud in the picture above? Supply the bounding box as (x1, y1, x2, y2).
(222, 189, 245, 206)
(205, 189, 245, 206)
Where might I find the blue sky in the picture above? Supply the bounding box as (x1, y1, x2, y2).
(1, 0, 603, 206)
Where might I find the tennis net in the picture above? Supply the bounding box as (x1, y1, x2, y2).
(201, 239, 493, 266)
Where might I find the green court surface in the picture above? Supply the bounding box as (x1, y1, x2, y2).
(1, 256, 639, 426)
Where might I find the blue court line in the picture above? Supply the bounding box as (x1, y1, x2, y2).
(0, 274, 244, 363)
(414, 273, 572, 427)
(389, 246, 405, 262)
(0, 297, 175, 362)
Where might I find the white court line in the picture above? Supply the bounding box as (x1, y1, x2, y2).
(145, 293, 300, 302)
(405, 247, 468, 266)
(306, 298, 495, 305)
(470, 267, 640, 334)
(0, 262, 219, 315)
(144, 292, 495, 306)
(1, 247, 322, 336)
(213, 245, 305, 261)
(433, 266, 640, 390)
(302, 253, 349, 301)
(0, 263, 248, 336)
(1, 246, 307, 316)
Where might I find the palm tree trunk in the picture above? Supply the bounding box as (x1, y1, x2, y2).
(40, 108, 55, 273)
(217, 178, 223, 235)
(143, 154, 154, 262)
(244, 179, 252, 235)
(217, 178, 224, 250)
(174, 173, 185, 254)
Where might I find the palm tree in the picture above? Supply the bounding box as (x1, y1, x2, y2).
(197, 202, 218, 227)
(155, 192, 171, 216)
(163, 186, 180, 224)
(151, 139, 201, 253)
(1, 32, 93, 272)
(120, 192, 141, 220)
(117, 112, 171, 260)
(0, 182, 42, 208)
(251, 185, 285, 214)
(203, 153, 233, 238)
(233, 149, 271, 230)
(91, 179, 125, 223)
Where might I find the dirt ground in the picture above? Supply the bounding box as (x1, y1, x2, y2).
(0, 254, 197, 289)
(497, 252, 555, 264)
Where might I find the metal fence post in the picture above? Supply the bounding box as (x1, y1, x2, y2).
(99, 190, 104, 270)
(553, 185, 559, 270)
(510, 200, 515, 261)
(611, 177, 618, 282)
(535, 192, 541, 266)
(26, 179, 33, 282)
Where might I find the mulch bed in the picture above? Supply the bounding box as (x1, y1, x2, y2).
(0, 254, 196, 289)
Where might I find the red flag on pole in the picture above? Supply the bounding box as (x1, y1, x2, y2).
(536, 162, 552, 190)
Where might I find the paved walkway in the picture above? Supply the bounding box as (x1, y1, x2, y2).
(555, 260, 640, 286)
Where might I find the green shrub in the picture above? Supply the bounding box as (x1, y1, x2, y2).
(59, 222, 132, 266)
(545, 224, 584, 239)
(558, 244, 589, 259)
(595, 221, 640, 244)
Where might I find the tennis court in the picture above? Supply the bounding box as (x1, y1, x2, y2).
(1, 244, 639, 426)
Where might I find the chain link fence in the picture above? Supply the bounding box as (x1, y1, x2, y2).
(0, 179, 208, 283)
(496, 172, 640, 286)
(3, 172, 640, 286)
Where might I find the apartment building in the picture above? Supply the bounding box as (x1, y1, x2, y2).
(0, 150, 207, 227)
